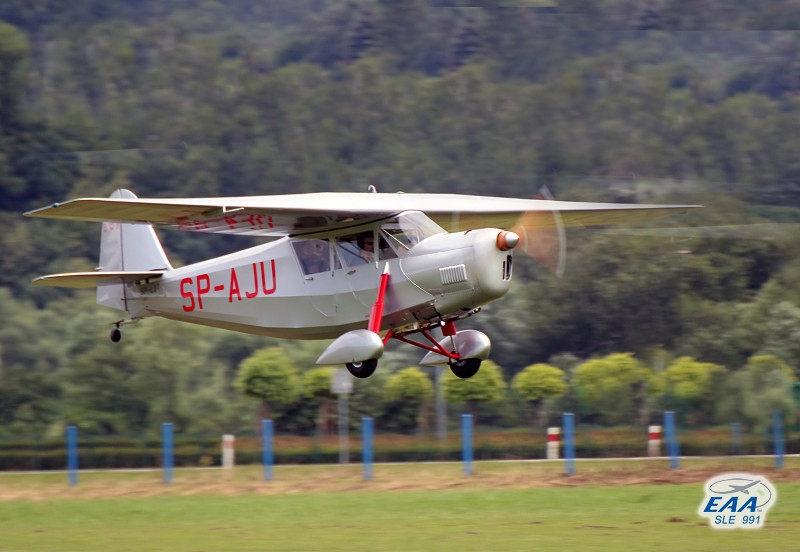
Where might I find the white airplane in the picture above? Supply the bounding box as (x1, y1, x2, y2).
(25, 189, 696, 378)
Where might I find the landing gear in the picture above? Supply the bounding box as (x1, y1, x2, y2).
(109, 319, 139, 342)
(449, 358, 481, 379)
(346, 359, 378, 378)
(398, 325, 490, 379)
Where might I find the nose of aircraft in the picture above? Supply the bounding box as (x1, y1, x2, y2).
(496, 230, 519, 251)
(472, 229, 514, 301)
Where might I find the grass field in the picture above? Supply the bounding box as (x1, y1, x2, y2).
(1, 458, 798, 551)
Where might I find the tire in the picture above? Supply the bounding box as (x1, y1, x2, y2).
(110, 328, 122, 342)
(346, 358, 378, 378)
(449, 358, 481, 378)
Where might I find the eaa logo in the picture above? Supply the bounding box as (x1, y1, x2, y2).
(698, 473, 776, 529)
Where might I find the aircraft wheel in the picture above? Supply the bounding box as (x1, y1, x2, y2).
(449, 358, 481, 379)
(346, 359, 378, 378)
(110, 328, 122, 342)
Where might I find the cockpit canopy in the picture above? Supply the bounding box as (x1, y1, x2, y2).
(380, 211, 446, 252)
(291, 211, 446, 275)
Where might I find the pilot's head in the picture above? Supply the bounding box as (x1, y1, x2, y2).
(357, 232, 374, 252)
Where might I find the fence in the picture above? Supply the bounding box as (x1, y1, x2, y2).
(0, 417, 795, 472)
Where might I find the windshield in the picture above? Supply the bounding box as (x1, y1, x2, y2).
(380, 211, 445, 254)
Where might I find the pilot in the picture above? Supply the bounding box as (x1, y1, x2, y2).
(356, 232, 375, 263)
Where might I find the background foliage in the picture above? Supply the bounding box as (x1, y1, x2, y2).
(2, 1, 800, 438)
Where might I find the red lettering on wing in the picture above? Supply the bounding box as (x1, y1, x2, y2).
(175, 216, 191, 230)
(246, 214, 263, 229)
(175, 217, 210, 231)
(224, 215, 238, 230)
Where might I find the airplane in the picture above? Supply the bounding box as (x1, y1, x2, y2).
(25, 188, 697, 379)
(717, 480, 760, 495)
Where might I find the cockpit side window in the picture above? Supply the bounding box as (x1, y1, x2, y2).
(377, 234, 397, 261)
(336, 231, 375, 267)
(292, 239, 331, 275)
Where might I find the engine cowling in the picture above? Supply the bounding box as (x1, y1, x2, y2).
(399, 228, 516, 318)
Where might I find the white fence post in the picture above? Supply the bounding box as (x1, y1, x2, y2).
(222, 434, 235, 469)
(546, 427, 560, 460)
(648, 425, 661, 457)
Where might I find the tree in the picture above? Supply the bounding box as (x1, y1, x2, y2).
(0, 22, 28, 126)
(451, 24, 479, 69)
(382, 367, 433, 433)
(573, 353, 654, 425)
(0, 22, 76, 213)
(755, 301, 800, 376)
(349, 367, 389, 429)
(512, 363, 568, 428)
(349, 11, 376, 62)
(302, 366, 336, 435)
(443, 360, 506, 425)
(235, 347, 299, 427)
(53, 314, 244, 435)
(518, 235, 687, 363)
(717, 354, 796, 433)
(662, 356, 725, 424)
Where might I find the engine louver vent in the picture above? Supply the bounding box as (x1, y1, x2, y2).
(440, 264, 468, 285)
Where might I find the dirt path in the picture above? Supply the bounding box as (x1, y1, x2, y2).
(2, 459, 798, 501)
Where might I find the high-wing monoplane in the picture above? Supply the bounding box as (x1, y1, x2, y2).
(25, 189, 697, 378)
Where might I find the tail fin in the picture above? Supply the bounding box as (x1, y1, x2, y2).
(97, 189, 172, 311)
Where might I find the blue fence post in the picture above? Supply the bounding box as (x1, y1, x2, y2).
(774, 411, 785, 470)
(162, 422, 173, 484)
(664, 411, 679, 469)
(563, 413, 575, 476)
(66, 425, 78, 487)
(461, 414, 473, 475)
(731, 422, 741, 455)
(362, 417, 373, 481)
(262, 419, 274, 481)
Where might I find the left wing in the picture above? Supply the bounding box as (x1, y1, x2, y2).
(25, 191, 700, 236)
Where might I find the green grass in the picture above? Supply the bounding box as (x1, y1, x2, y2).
(1, 460, 798, 551)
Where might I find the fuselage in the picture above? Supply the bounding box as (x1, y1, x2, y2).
(115, 212, 514, 339)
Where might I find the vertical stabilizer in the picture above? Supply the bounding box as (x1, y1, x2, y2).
(97, 189, 172, 312)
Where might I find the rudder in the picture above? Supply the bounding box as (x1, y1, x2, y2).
(97, 189, 172, 312)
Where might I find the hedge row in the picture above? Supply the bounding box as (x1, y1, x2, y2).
(0, 428, 795, 471)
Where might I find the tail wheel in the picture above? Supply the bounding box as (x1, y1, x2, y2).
(110, 328, 122, 342)
(346, 359, 378, 378)
(449, 358, 481, 378)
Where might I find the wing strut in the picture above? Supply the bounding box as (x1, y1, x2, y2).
(368, 263, 390, 334)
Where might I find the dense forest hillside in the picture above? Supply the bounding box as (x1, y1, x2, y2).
(2, 1, 800, 437)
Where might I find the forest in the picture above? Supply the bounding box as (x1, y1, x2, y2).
(1, 0, 800, 441)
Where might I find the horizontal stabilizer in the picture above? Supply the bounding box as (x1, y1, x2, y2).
(32, 271, 166, 289)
